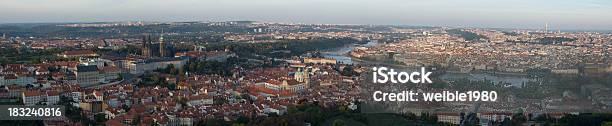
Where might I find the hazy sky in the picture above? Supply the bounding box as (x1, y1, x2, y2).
(1, 0, 611, 30)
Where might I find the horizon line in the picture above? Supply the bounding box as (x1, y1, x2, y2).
(1, 20, 611, 32)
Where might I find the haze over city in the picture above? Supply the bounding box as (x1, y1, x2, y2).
(1, 0, 611, 30)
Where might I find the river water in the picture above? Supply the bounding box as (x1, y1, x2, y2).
(320, 41, 378, 64)
(321, 41, 536, 87)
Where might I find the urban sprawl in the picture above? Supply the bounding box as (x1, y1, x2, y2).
(0, 21, 610, 125)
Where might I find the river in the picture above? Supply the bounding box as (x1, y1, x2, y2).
(321, 41, 537, 87)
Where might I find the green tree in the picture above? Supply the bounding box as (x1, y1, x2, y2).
(332, 119, 345, 126)
(602, 121, 612, 126)
(94, 113, 108, 123)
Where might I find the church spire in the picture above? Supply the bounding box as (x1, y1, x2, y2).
(142, 34, 151, 58)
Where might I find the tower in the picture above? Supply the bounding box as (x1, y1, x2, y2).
(294, 68, 305, 82)
(544, 22, 548, 34)
(293, 66, 310, 88)
(159, 30, 166, 57)
(142, 35, 151, 58)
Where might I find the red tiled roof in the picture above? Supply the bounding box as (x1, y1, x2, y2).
(279, 90, 295, 97)
(186, 94, 211, 101)
(266, 79, 282, 85)
(285, 79, 302, 86)
(46, 90, 60, 96)
(249, 86, 278, 95)
(24, 90, 41, 97)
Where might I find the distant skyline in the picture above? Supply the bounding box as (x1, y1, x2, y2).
(1, 0, 611, 30)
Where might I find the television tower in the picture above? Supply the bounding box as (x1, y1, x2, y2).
(544, 22, 548, 34)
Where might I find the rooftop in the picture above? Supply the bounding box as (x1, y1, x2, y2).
(77, 65, 98, 72)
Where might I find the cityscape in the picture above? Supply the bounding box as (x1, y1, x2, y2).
(1, 0, 612, 126)
(0, 21, 610, 126)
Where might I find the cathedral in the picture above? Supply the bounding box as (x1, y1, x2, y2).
(141, 34, 169, 58)
(142, 35, 152, 58)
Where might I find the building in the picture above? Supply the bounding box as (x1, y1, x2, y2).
(186, 94, 213, 106)
(477, 112, 513, 123)
(293, 66, 310, 85)
(100, 66, 121, 83)
(142, 35, 152, 58)
(263, 105, 287, 116)
(46, 91, 60, 105)
(58, 50, 98, 58)
(7, 86, 25, 98)
(159, 34, 166, 57)
(22, 90, 42, 106)
(282, 80, 307, 92)
(76, 65, 100, 87)
(260, 80, 283, 91)
(91, 101, 105, 113)
(1, 74, 35, 86)
(80, 58, 112, 68)
(259, 79, 307, 92)
(127, 57, 188, 74)
(551, 69, 579, 74)
(35, 67, 50, 76)
(584, 63, 612, 75)
(67, 91, 82, 102)
(303, 58, 337, 64)
(437, 113, 461, 125)
(106, 96, 119, 108)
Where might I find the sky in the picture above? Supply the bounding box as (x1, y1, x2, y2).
(0, 0, 611, 30)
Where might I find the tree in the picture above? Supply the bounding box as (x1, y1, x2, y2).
(431, 81, 448, 89)
(340, 65, 359, 76)
(122, 104, 131, 111)
(602, 122, 612, 126)
(168, 64, 178, 75)
(203, 118, 226, 126)
(312, 51, 324, 58)
(117, 73, 123, 80)
(332, 119, 345, 126)
(338, 105, 348, 113)
(231, 123, 245, 126)
(94, 113, 108, 123)
(501, 117, 512, 126)
(512, 113, 527, 125)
